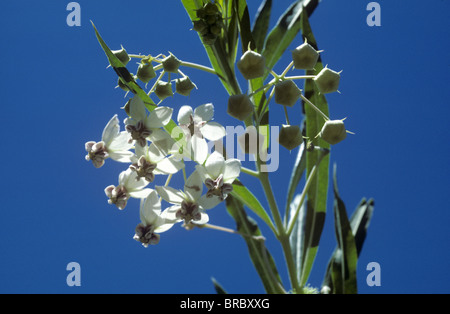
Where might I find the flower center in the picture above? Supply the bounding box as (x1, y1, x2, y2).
(176, 201, 201, 224)
(205, 174, 233, 201)
(105, 185, 129, 210)
(134, 223, 160, 247)
(126, 120, 152, 147)
(129, 156, 157, 182)
(85, 141, 109, 168)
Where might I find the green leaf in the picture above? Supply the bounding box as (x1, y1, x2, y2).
(350, 198, 375, 257)
(288, 194, 306, 279)
(91, 21, 156, 108)
(234, 0, 255, 52)
(211, 277, 228, 294)
(322, 165, 361, 294)
(322, 198, 375, 294)
(298, 9, 330, 286)
(285, 141, 307, 214)
(252, 0, 272, 53)
(261, 0, 320, 76)
(225, 195, 284, 294)
(231, 180, 275, 233)
(332, 164, 358, 294)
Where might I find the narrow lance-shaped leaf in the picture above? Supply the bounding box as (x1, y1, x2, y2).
(330, 164, 358, 294)
(322, 197, 375, 293)
(211, 277, 228, 294)
(225, 195, 284, 294)
(298, 9, 330, 286)
(252, 0, 272, 53)
(261, 0, 319, 80)
(91, 21, 156, 108)
(285, 140, 307, 215)
(231, 180, 276, 233)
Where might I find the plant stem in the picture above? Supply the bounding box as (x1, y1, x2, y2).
(300, 93, 329, 121)
(257, 169, 302, 293)
(240, 166, 259, 178)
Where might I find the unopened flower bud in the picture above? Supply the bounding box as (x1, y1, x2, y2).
(193, 20, 208, 34)
(292, 42, 320, 70)
(112, 45, 131, 66)
(275, 80, 302, 107)
(227, 94, 254, 121)
(154, 80, 173, 100)
(320, 119, 347, 145)
(278, 125, 303, 150)
(175, 77, 197, 96)
(237, 50, 265, 80)
(314, 67, 341, 94)
(136, 62, 156, 83)
(162, 53, 181, 73)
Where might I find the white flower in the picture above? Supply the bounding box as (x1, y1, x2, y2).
(155, 170, 221, 225)
(124, 95, 173, 146)
(196, 151, 241, 201)
(133, 190, 176, 247)
(104, 168, 152, 210)
(177, 103, 226, 164)
(85, 114, 134, 168)
(130, 141, 184, 182)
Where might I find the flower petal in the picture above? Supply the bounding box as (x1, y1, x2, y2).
(194, 103, 214, 122)
(129, 96, 147, 122)
(184, 170, 203, 201)
(102, 115, 120, 146)
(177, 105, 193, 125)
(190, 135, 208, 164)
(155, 156, 184, 174)
(223, 159, 241, 183)
(108, 131, 133, 151)
(140, 191, 161, 224)
(155, 186, 184, 204)
(146, 106, 173, 128)
(200, 121, 226, 142)
(198, 194, 222, 210)
(205, 151, 225, 179)
(129, 188, 152, 199)
(108, 151, 134, 163)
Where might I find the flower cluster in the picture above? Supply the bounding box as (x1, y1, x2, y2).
(85, 95, 241, 247)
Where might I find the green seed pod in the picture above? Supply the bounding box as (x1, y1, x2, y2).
(112, 45, 131, 66)
(154, 81, 173, 100)
(117, 77, 130, 91)
(274, 80, 302, 107)
(175, 77, 197, 96)
(314, 67, 341, 94)
(292, 42, 320, 70)
(237, 50, 266, 80)
(162, 53, 182, 73)
(320, 119, 347, 145)
(278, 125, 303, 150)
(136, 62, 156, 83)
(227, 94, 254, 121)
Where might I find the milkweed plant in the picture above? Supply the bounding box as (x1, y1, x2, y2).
(85, 0, 375, 294)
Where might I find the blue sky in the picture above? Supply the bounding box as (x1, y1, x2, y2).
(0, 0, 449, 294)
